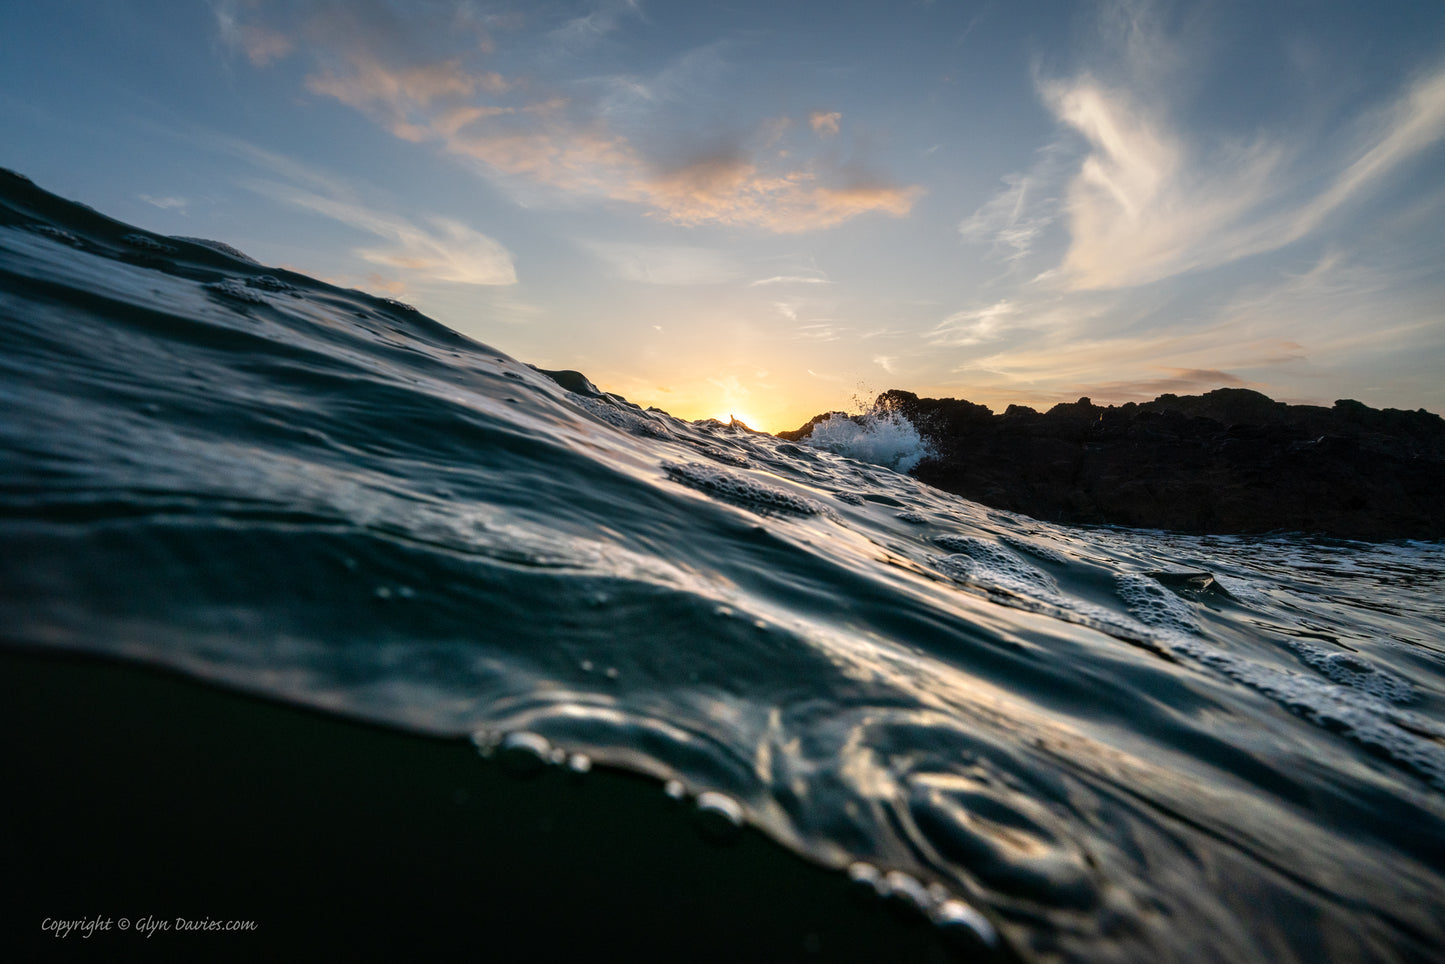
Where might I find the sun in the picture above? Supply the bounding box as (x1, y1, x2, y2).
(713, 411, 766, 433)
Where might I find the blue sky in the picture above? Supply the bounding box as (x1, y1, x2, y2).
(4, 0, 1443, 431)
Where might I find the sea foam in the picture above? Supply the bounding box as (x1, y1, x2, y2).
(803, 409, 933, 472)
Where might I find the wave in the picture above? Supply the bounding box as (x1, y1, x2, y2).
(3, 168, 1445, 962)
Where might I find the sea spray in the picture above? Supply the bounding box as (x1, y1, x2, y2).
(802, 407, 934, 472)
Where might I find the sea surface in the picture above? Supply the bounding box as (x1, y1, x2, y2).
(3, 170, 1444, 962)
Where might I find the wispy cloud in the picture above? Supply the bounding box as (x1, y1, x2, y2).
(809, 111, 841, 137)
(1073, 368, 1252, 401)
(1042, 77, 1284, 289)
(948, 327, 1277, 405)
(794, 322, 850, 342)
(243, 166, 516, 285)
(1049, 63, 1445, 289)
(139, 194, 189, 212)
(217, 2, 922, 233)
(635, 155, 922, 231)
(546, 0, 644, 56)
(927, 300, 1016, 347)
(592, 39, 734, 115)
(749, 274, 833, 287)
(212, 1, 294, 66)
(305, 55, 510, 139)
(971, 0, 1445, 291)
(958, 170, 1056, 262)
(935, 233, 1445, 410)
(583, 240, 742, 284)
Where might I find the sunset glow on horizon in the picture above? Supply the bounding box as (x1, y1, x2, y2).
(4, 0, 1442, 432)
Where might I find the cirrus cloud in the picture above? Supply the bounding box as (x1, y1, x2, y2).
(245, 174, 517, 286)
(960, 0, 1445, 292)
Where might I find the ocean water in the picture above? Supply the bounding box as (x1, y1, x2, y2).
(3, 170, 1444, 962)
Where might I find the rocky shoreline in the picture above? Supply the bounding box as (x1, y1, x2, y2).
(780, 388, 1445, 541)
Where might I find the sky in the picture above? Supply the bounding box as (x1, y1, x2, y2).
(3, 0, 1444, 433)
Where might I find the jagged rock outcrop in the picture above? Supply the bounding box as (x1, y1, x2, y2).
(781, 388, 1445, 541)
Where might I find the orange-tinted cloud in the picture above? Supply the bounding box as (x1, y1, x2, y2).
(629, 156, 920, 232)
(809, 111, 841, 137)
(226, 9, 920, 233)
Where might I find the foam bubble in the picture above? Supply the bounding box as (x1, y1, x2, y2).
(697, 443, 749, 466)
(246, 274, 294, 292)
(1289, 640, 1416, 703)
(207, 279, 269, 305)
(934, 535, 1059, 596)
(32, 224, 81, 246)
(1104, 579, 1445, 790)
(573, 395, 674, 439)
(122, 232, 175, 253)
(662, 461, 826, 516)
(999, 534, 1071, 565)
(1115, 573, 1202, 635)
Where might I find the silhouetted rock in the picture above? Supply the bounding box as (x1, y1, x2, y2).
(781, 388, 1445, 541)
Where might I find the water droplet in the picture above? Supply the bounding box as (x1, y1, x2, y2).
(933, 899, 1000, 953)
(882, 871, 933, 917)
(373, 586, 393, 599)
(566, 753, 592, 774)
(580, 659, 594, 672)
(397, 585, 416, 599)
(693, 791, 745, 843)
(663, 779, 687, 802)
(496, 731, 552, 777)
(604, 666, 619, 680)
(470, 729, 500, 757)
(846, 862, 882, 900)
